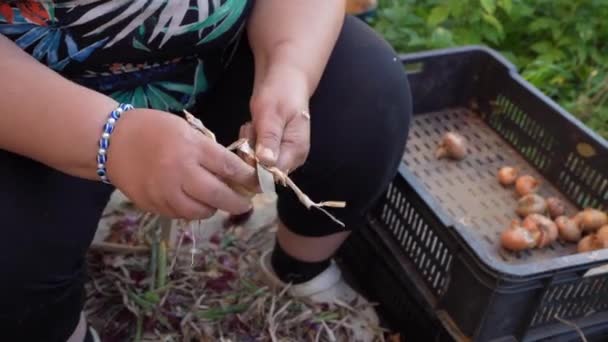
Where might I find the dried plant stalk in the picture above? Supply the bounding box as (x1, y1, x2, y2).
(86, 194, 383, 341)
(183, 110, 347, 227)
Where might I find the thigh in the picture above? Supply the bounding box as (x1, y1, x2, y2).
(0, 150, 113, 340)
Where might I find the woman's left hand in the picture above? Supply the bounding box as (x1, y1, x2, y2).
(250, 64, 311, 173)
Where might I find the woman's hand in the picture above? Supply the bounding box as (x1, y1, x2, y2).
(250, 64, 311, 173)
(246, 0, 345, 173)
(106, 109, 257, 220)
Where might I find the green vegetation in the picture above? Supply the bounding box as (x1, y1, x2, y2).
(370, 0, 608, 139)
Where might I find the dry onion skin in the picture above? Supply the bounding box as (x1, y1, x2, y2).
(555, 216, 581, 242)
(435, 132, 467, 160)
(515, 175, 540, 197)
(183, 110, 347, 227)
(546, 196, 566, 219)
(516, 194, 547, 217)
(497, 166, 518, 186)
(501, 220, 538, 251)
(522, 214, 558, 248)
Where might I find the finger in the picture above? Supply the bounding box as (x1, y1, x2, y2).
(183, 167, 252, 215)
(277, 115, 311, 172)
(239, 122, 255, 142)
(276, 144, 303, 173)
(239, 122, 257, 166)
(198, 137, 258, 190)
(166, 191, 216, 220)
(253, 112, 284, 166)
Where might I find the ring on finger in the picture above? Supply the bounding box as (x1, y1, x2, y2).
(300, 109, 311, 120)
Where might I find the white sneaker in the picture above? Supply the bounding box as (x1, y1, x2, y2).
(259, 249, 381, 341)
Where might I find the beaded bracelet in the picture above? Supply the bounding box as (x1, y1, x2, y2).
(96, 103, 134, 184)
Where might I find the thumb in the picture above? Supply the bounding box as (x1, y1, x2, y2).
(254, 113, 284, 166)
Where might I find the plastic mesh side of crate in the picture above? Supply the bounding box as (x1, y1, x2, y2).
(342, 226, 456, 341)
(373, 176, 453, 297)
(486, 94, 607, 211)
(530, 274, 608, 327)
(559, 152, 608, 210)
(339, 228, 442, 340)
(487, 95, 555, 172)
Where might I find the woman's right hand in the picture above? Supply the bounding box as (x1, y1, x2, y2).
(105, 108, 257, 220)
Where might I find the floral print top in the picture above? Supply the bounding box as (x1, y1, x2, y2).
(0, 0, 253, 112)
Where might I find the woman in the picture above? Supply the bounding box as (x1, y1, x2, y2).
(0, 0, 411, 341)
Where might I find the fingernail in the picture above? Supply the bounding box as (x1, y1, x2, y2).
(257, 146, 275, 161)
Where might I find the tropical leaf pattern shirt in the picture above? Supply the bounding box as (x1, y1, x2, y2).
(0, 0, 253, 112)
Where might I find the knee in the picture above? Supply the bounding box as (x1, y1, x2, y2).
(312, 15, 412, 179)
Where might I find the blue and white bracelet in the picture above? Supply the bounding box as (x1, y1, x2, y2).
(96, 103, 134, 184)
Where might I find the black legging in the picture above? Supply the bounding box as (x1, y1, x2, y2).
(0, 16, 411, 341)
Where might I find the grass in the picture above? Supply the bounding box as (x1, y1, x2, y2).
(365, 0, 608, 140)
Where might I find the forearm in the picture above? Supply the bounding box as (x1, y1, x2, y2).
(247, 0, 345, 97)
(0, 34, 118, 180)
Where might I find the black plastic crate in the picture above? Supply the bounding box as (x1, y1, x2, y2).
(339, 46, 608, 342)
(338, 220, 470, 342)
(340, 222, 608, 342)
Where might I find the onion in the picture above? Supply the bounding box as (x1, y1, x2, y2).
(515, 175, 540, 197)
(546, 197, 566, 219)
(577, 234, 603, 253)
(228, 182, 258, 198)
(595, 225, 608, 249)
(578, 209, 608, 233)
(435, 132, 467, 160)
(497, 166, 518, 186)
(555, 216, 581, 242)
(522, 214, 558, 248)
(516, 194, 547, 217)
(500, 220, 538, 251)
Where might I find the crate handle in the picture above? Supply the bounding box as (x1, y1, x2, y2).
(584, 263, 608, 277)
(404, 61, 424, 75)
